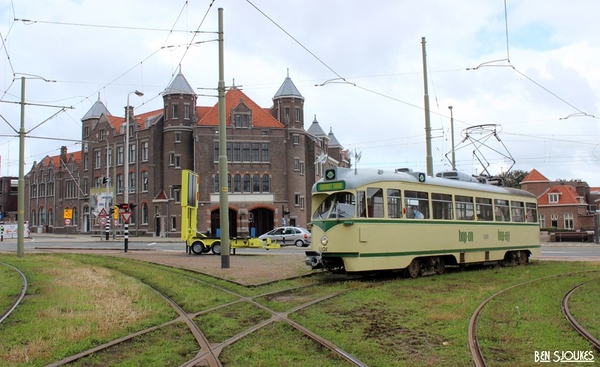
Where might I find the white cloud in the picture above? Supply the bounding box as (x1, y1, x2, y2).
(2, 0, 600, 184)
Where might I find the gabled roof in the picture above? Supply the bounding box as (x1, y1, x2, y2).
(35, 151, 81, 170)
(273, 71, 303, 100)
(163, 71, 195, 96)
(521, 168, 549, 183)
(197, 88, 285, 128)
(537, 185, 582, 205)
(307, 115, 327, 137)
(82, 95, 111, 120)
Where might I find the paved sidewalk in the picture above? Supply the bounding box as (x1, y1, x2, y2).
(12, 232, 182, 243)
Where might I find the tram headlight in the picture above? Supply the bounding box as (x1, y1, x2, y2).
(320, 235, 329, 246)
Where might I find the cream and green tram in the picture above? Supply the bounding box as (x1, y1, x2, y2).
(305, 167, 540, 276)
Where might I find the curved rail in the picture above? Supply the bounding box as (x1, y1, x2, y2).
(468, 272, 599, 367)
(561, 279, 600, 350)
(0, 262, 27, 324)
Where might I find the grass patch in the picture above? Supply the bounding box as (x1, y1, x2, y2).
(66, 322, 198, 367)
(194, 301, 272, 343)
(1, 253, 599, 367)
(0, 263, 22, 312)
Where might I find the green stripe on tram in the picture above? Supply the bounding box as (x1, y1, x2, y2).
(321, 244, 540, 259)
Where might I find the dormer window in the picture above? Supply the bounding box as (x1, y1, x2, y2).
(548, 193, 559, 203)
(234, 113, 250, 128)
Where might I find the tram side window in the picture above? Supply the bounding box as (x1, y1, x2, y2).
(357, 191, 367, 218)
(404, 190, 429, 219)
(526, 202, 538, 223)
(455, 195, 474, 220)
(494, 199, 511, 222)
(367, 188, 384, 218)
(511, 201, 525, 222)
(476, 197, 493, 221)
(387, 189, 402, 218)
(432, 193, 453, 220)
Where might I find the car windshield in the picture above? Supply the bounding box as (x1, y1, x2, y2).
(312, 192, 356, 219)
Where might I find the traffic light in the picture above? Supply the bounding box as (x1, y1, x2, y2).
(129, 202, 138, 210)
(102, 175, 108, 185)
(113, 206, 119, 219)
(117, 203, 129, 211)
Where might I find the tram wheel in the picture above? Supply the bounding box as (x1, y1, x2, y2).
(406, 259, 421, 278)
(517, 250, 528, 265)
(434, 257, 446, 275)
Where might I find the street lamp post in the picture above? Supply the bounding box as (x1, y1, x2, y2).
(123, 90, 143, 252)
(448, 106, 456, 171)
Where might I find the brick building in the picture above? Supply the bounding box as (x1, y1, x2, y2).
(25, 71, 349, 236)
(520, 169, 600, 230)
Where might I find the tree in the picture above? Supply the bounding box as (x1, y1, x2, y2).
(497, 169, 529, 188)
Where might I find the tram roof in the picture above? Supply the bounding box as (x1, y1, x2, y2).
(314, 167, 536, 199)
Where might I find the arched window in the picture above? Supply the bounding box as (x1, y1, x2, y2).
(227, 174, 232, 192)
(252, 174, 260, 192)
(233, 174, 241, 193)
(142, 202, 148, 224)
(39, 206, 46, 226)
(243, 174, 251, 193)
(73, 207, 79, 226)
(261, 175, 270, 193)
(48, 208, 54, 226)
(31, 209, 37, 226)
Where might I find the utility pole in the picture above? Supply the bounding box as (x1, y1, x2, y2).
(421, 37, 433, 176)
(448, 106, 456, 171)
(217, 7, 230, 268)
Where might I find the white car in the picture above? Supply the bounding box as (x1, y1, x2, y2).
(259, 226, 311, 247)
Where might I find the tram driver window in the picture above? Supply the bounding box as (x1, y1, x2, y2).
(357, 191, 367, 218)
(367, 188, 384, 218)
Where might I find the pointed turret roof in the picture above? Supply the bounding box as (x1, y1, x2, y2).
(163, 70, 195, 96)
(273, 70, 304, 100)
(307, 115, 327, 137)
(327, 127, 341, 147)
(82, 94, 111, 120)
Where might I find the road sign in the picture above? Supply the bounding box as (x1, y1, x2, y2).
(65, 218, 72, 226)
(64, 208, 73, 219)
(98, 217, 106, 226)
(99, 208, 108, 217)
(121, 212, 132, 223)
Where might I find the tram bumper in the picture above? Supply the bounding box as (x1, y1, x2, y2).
(304, 251, 323, 269)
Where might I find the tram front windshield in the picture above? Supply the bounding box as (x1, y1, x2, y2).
(313, 192, 355, 219)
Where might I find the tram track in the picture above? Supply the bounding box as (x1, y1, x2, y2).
(561, 279, 600, 351)
(468, 271, 600, 367)
(0, 262, 27, 324)
(45, 261, 367, 367)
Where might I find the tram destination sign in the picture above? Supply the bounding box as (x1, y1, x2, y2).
(317, 181, 345, 192)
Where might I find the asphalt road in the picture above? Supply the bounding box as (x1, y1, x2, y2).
(1, 235, 599, 260)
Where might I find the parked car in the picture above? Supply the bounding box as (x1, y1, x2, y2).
(259, 226, 311, 247)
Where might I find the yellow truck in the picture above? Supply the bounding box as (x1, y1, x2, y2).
(181, 170, 279, 255)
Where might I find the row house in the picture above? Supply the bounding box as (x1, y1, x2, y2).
(24, 71, 350, 236)
(520, 169, 600, 230)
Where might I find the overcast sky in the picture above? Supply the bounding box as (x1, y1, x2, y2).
(2, 0, 600, 185)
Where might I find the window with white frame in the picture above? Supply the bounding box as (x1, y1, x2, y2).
(550, 213, 558, 227)
(94, 149, 101, 168)
(539, 214, 545, 228)
(141, 141, 149, 161)
(141, 171, 148, 191)
(117, 146, 124, 165)
(129, 143, 136, 163)
(549, 193, 559, 203)
(564, 213, 574, 230)
(184, 104, 190, 120)
(129, 172, 136, 193)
